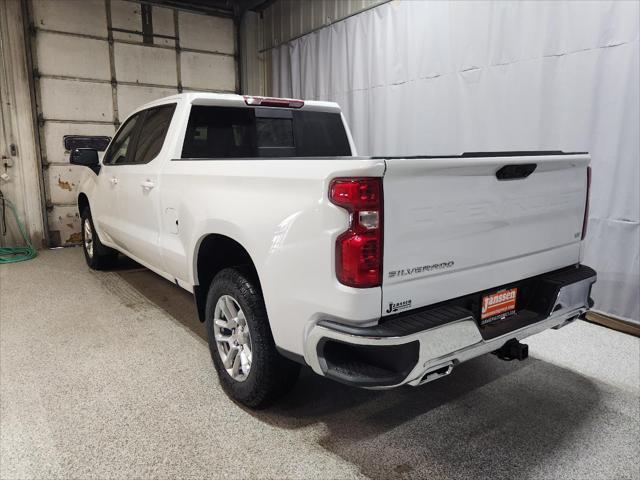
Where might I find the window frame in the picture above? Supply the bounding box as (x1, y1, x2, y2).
(103, 102, 177, 167)
(179, 105, 352, 159)
(102, 111, 144, 166)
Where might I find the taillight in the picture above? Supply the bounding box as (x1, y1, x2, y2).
(581, 166, 591, 240)
(243, 95, 304, 108)
(329, 178, 383, 288)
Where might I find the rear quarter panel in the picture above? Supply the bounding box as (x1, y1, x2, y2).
(160, 157, 385, 355)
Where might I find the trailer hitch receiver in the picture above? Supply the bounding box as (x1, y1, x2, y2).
(492, 339, 529, 361)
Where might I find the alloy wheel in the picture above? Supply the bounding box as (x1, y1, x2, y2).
(213, 295, 253, 382)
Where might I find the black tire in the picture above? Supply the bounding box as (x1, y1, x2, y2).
(80, 207, 118, 270)
(205, 267, 300, 408)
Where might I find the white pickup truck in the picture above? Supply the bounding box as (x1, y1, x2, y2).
(73, 93, 596, 408)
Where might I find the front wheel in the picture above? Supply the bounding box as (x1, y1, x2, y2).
(80, 207, 118, 270)
(205, 268, 300, 408)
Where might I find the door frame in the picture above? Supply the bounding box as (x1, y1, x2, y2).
(0, 0, 48, 248)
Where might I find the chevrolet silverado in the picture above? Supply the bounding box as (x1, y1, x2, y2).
(72, 93, 596, 408)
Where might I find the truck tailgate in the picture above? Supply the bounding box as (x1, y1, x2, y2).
(382, 153, 590, 316)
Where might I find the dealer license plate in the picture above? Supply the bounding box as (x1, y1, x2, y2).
(480, 288, 518, 325)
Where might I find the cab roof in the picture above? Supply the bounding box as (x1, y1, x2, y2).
(130, 92, 342, 118)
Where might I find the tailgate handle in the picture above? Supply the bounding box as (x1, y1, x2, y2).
(496, 163, 537, 180)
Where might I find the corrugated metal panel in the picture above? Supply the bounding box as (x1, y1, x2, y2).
(38, 78, 114, 122)
(111, 0, 142, 38)
(31, 0, 108, 36)
(178, 12, 235, 54)
(152, 7, 176, 47)
(28, 0, 238, 247)
(113, 43, 178, 85)
(181, 52, 236, 91)
(261, 0, 388, 51)
(116, 85, 177, 119)
(35, 32, 111, 80)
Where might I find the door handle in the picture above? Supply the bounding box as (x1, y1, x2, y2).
(141, 180, 155, 190)
(110, 177, 118, 185)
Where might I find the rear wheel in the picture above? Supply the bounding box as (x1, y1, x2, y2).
(205, 267, 300, 408)
(80, 207, 118, 270)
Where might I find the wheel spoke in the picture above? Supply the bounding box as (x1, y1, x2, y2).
(219, 301, 233, 322)
(223, 346, 238, 368)
(224, 296, 238, 319)
(231, 350, 241, 377)
(236, 309, 246, 326)
(219, 299, 238, 327)
(215, 334, 232, 344)
(240, 350, 250, 375)
(214, 318, 230, 329)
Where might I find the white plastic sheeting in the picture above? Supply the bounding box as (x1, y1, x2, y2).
(270, 0, 639, 322)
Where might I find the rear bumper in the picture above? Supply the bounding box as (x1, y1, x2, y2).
(303, 265, 596, 388)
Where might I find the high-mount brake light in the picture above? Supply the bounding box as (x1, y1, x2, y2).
(243, 95, 305, 108)
(329, 178, 383, 288)
(581, 166, 592, 240)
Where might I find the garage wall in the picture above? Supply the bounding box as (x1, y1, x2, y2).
(0, 0, 45, 249)
(28, 0, 237, 246)
(268, 0, 640, 322)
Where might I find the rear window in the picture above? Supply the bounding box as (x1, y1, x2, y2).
(181, 106, 351, 158)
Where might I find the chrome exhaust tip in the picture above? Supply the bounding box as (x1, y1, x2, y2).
(419, 362, 454, 385)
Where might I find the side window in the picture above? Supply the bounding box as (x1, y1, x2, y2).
(182, 106, 255, 158)
(133, 104, 176, 163)
(102, 113, 142, 165)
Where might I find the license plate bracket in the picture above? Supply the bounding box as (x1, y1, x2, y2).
(481, 287, 518, 325)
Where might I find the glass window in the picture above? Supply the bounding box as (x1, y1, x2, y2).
(181, 106, 351, 159)
(133, 104, 176, 163)
(103, 113, 141, 165)
(182, 106, 254, 159)
(256, 118, 294, 148)
(293, 111, 351, 157)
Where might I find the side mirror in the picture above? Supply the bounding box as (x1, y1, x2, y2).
(70, 148, 100, 174)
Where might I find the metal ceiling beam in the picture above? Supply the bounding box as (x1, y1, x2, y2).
(235, 0, 273, 16)
(129, 0, 236, 18)
(128, 0, 273, 18)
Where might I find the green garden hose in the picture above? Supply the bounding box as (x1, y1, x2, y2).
(0, 190, 37, 264)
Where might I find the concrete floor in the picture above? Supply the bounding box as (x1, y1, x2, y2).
(1, 248, 638, 480)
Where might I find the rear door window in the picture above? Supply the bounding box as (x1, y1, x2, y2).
(133, 104, 176, 164)
(182, 106, 254, 158)
(181, 106, 351, 158)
